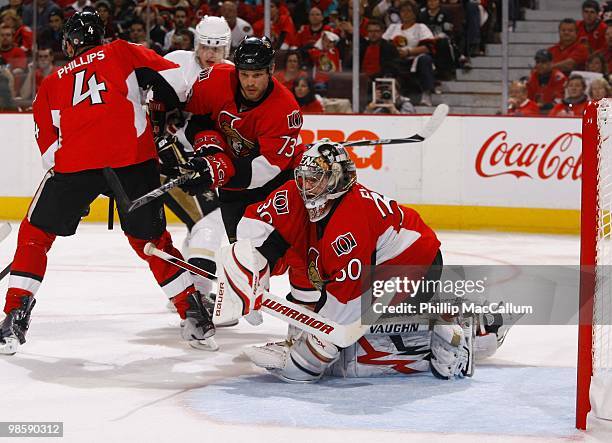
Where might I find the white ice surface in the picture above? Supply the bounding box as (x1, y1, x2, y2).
(0, 224, 609, 442)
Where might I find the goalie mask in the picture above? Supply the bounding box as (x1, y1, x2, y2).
(195, 15, 231, 61)
(295, 140, 357, 222)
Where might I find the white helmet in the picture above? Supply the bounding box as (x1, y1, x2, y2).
(195, 15, 231, 58)
(294, 139, 357, 222)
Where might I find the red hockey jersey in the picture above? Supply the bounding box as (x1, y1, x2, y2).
(33, 39, 186, 172)
(185, 63, 304, 190)
(237, 181, 441, 325)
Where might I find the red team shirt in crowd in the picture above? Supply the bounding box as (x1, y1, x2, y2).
(577, 19, 607, 53)
(185, 63, 304, 190)
(548, 100, 588, 117)
(253, 14, 297, 47)
(526, 68, 567, 106)
(238, 181, 441, 324)
(33, 39, 185, 172)
(548, 40, 589, 73)
(296, 24, 332, 47)
(507, 99, 540, 117)
(0, 45, 26, 70)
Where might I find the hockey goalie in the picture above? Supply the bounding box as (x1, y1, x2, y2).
(214, 139, 475, 383)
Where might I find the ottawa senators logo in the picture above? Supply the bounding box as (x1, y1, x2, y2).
(218, 111, 257, 157)
(392, 35, 408, 48)
(287, 110, 302, 129)
(331, 232, 357, 257)
(307, 247, 325, 291)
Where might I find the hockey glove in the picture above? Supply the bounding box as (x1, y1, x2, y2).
(156, 134, 189, 178)
(429, 323, 470, 379)
(179, 156, 214, 195)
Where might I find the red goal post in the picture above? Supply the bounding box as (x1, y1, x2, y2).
(577, 99, 612, 430)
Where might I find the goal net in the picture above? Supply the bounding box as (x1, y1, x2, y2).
(578, 98, 612, 429)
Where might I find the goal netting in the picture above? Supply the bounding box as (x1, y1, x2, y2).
(578, 98, 612, 429)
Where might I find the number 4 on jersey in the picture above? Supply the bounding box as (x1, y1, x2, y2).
(72, 70, 107, 106)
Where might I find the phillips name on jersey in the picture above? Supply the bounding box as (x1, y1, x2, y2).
(33, 39, 186, 173)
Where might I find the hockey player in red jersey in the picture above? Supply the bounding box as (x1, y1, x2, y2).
(215, 140, 472, 382)
(0, 11, 216, 355)
(157, 36, 304, 307)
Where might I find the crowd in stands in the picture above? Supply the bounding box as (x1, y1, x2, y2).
(0, 0, 610, 115)
(509, 0, 612, 117)
(0, 0, 516, 113)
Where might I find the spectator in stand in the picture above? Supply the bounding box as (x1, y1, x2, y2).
(596, 23, 612, 73)
(0, 0, 23, 17)
(1, 9, 32, 54)
(220, 1, 253, 52)
(136, 4, 167, 48)
(549, 74, 589, 117)
(549, 18, 590, 75)
(372, 0, 402, 27)
(577, 0, 607, 53)
(507, 80, 540, 117)
(360, 19, 400, 79)
(300, 0, 338, 20)
(154, 0, 192, 12)
(163, 7, 195, 51)
(96, 1, 119, 42)
(296, 6, 330, 48)
(527, 49, 567, 112)
(67, 0, 94, 14)
(176, 27, 194, 50)
(253, 0, 297, 50)
(37, 10, 64, 60)
(18, 47, 59, 101)
(0, 25, 26, 74)
(418, 0, 457, 80)
(0, 60, 16, 110)
(365, 77, 415, 114)
(167, 32, 185, 53)
(335, 0, 369, 39)
(129, 19, 164, 53)
(308, 29, 342, 82)
(274, 50, 307, 89)
(22, 0, 61, 32)
(383, 0, 435, 106)
(586, 52, 608, 76)
(111, 0, 136, 38)
(589, 77, 612, 100)
(293, 75, 325, 113)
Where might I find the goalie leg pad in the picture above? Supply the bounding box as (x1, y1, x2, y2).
(214, 241, 269, 326)
(430, 323, 470, 380)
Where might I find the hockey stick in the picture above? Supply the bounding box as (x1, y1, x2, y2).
(0, 223, 12, 281)
(341, 104, 449, 147)
(143, 242, 367, 348)
(103, 167, 195, 214)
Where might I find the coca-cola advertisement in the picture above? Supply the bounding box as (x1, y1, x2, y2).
(464, 117, 582, 209)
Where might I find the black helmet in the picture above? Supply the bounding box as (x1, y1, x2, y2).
(62, 11, 105, 57)
(234, 36, 275, 71)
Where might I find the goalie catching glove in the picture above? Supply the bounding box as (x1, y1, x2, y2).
(180, 130, 235, 195)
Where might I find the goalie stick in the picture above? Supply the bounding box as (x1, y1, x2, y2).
(102, 167, 196, 214)
(105, 104, 449, 214)
(0, 223, 12, 281)
(143, 242, 369, 348)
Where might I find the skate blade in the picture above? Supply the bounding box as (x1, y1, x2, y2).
(0, 337, 19, 355)
(189, 336, 219, 351)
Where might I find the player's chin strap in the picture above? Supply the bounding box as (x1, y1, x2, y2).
(143, 242, 368, 348)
